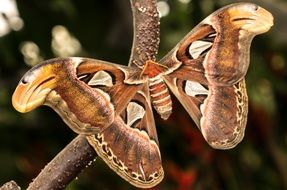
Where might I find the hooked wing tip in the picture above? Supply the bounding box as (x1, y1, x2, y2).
(12, 64, 57, 113)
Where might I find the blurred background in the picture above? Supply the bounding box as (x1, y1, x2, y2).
(0, 0, 286, 189)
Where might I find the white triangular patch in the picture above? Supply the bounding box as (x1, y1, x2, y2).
(185, 80, 208, 97)
(189, 40, 212, 59)
(88, 71, 113, 87)
(126, 102, 145, 127)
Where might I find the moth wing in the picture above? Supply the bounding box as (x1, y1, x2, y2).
(54, 58, 163, 187)
(86, 83, 163, 188)
(163, 74, 248, 149)
(52, 58, 146, 134)
(160, 3, 273, 86)
(12, 57, 163, 187)
(160, 19, 250, 148)
(157, 3, 271, 149)
(12, 57, 144, 135)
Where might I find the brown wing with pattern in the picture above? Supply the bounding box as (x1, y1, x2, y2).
(87, 84, 163, 188)
(12, 57, 163, 187)
(160, 3, 273, 149)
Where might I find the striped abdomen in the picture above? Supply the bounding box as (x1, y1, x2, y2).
(149, 77, 172, 120)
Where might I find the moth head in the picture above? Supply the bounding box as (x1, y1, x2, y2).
(12, 57, 82, 113)
(226, 3, 273, 35)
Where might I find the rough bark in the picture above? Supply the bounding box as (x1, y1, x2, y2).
(129, 0, 160, 66)
(0, 181, 21, 190)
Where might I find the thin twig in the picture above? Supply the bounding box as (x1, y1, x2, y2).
(26, 0, 161, 189)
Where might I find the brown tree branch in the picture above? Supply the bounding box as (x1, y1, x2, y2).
(27, 135, 97, 190)
(24, 0, 160, 189)
(0, 181, 21, 190)
(129, 0, 160, 66)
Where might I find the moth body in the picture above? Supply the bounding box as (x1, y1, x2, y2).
(142, 60, 172, 120)
(149, 78, 172, 120)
